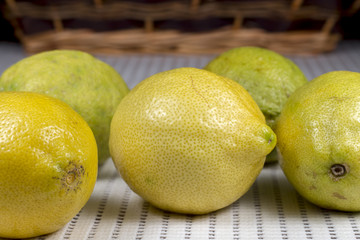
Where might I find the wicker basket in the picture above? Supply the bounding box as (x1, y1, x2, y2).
(2, 0, 360, 55)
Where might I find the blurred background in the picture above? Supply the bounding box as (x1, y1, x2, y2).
(0, 0, 359, 55)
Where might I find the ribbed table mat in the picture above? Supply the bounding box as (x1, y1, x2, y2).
(0, 40, 360, 240)
(38, 161, 360, 240)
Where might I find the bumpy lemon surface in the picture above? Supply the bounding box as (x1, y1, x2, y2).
(0, 92, 98, 239)
(276, 71, 360, 211)
(205, 47, 307, 162)
(204, 46, 307, 127)
(110, 67, 276, 214)
(0, 50, 129, 165)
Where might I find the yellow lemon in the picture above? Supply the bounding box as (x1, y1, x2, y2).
(109, 67, 276, 214)
(276, 71, 360, 211)
(0, 92, 97, 239)
(0, 50, 129, 165)
(205, 46, 307, 162)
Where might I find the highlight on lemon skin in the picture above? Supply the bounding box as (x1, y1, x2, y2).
(204, 46, 307, 163)
(275, 71, 360, 212)
(109, 67, 276, 215)
(0, 91, 98, 239)
(0, 49, 129, 165)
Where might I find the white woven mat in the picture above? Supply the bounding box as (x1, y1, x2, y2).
(1, 40, 360, 240)
(39, 160, 360, 240)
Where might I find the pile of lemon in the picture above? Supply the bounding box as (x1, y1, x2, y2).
(0, 47, 359, 239)
(0, 50, 129, 238)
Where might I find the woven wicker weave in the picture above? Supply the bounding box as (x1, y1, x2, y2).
(2, 0, 360, 55)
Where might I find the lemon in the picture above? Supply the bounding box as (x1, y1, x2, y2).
(204, 46, 307, 162)
(0, 50, 129, 165)
(0, 92, 97, 239)
(109, 67, 276, 214)
(276, 71, 360, 211)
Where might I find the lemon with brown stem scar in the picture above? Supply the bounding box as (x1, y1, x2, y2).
(275, 71, 360, 211)
(0, 92, 97, 239)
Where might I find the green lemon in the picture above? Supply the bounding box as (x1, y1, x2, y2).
(204, 46, 307, 162)
(0, 50, 129, 165)
(276, 71, 360, 211)
(109, 67, 276, 214)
